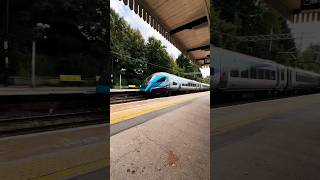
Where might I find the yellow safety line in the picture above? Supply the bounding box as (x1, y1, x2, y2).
(214, 117, 263, 135)
(34, 93, 206, 180)
(32, 159, 108, 180)
(110, 94, 202, 125)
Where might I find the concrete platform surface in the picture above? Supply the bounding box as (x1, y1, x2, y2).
(212, 93, 320, 180)
(110, 89, 139, 93)
(110, 91, 210, 180)
(0, 125, 108, 180)
(111, 92, 208, 125)
(0, 87, 138, 96)
(0, 86, 96, 96)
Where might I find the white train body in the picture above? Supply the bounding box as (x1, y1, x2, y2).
(140, 72, 209, 94)
(211, 46, 320, 93)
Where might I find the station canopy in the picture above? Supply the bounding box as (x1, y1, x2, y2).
(118, 0, 210, 66)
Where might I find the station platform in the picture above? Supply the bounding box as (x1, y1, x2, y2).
(110, 88, 139, 93)
(0, 125, 108, 180)
(110, 92, 210, 179)
(213, 93, 320, 180)
(0, 86, 138, 96)
(0, 86, 96, 96)
(0, 91, 209, 179)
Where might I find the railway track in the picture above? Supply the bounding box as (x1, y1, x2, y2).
(110, 92, 147, 104)
(0, 111, 107, 137)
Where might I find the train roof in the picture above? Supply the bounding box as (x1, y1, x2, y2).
(212, 46, 320, 77)
(293, 67, 320, 77)
(212, 46, 277, 65)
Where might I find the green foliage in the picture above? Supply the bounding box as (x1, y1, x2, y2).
(211, 0, 297, 66)
(0, 2, 206, 84)
(0, 0, 107, 78)
(145, 37, 174, 75)
(176, 54, 202, 81)
(297, 45, 320, 73)
(202, 76, 210, 84)
(110, 9, 206, 85)
(211, 3, 239, 49)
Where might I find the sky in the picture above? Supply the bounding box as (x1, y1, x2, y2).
(110, 0, 210, 77)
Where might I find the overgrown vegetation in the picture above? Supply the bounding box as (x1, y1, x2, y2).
(211, 0, 320, 73)
(0, 2, 205, 86)
(0, 0, 108, 79)
(110, 9, 204, 86)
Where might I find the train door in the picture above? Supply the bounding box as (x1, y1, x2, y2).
(211, 52, 220, 88)
(276, 67, 280, 88)
(217, 54, 229, 89)
(219, 65, 228, 88)
(287, 68, 292, 88)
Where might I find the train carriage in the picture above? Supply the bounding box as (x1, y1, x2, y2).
(140, 72, 209, 95)
(211, 46, 320, 96)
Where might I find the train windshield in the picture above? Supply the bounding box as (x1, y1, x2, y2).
(141, 74, 153, 88)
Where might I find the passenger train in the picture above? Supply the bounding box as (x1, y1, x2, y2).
(211, 46, 320, 97)
(140, 72, 209, 95)
(96, 70, 109, 95)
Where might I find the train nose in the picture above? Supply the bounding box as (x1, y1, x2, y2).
(140, 84, 151, 92)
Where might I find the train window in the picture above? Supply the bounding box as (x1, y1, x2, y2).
(230, 70, 239, 77)
(250, 68, 257, 79)
(257, 69, 264, 79)
(265, 70, 271, 80)
(173, 82, 177, 85)
(296, 73, 311, 82)
(281, 70, 284, 80)
(241, 70, 249, 78)
(156, 77, 166, 83)
(271, 71, 276, 80)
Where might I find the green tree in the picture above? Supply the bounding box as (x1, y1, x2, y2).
(211, 0, 297, 66)
(1, 0, 107, 78)
(145, 37, 173, 75)
(298, 45, 320, 73)
(110, 9, 205, 85)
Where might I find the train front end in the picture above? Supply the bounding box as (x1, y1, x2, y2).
(96, 71, 109, 109)
(96, 71, 109, 95)
(140, 73, 169, 94)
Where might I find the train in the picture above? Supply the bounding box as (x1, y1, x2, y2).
(96, 70, 109, 95)
(96, 71, 209, 96)
(140, 72, 209, 95)
(211, 46, 320, 98)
